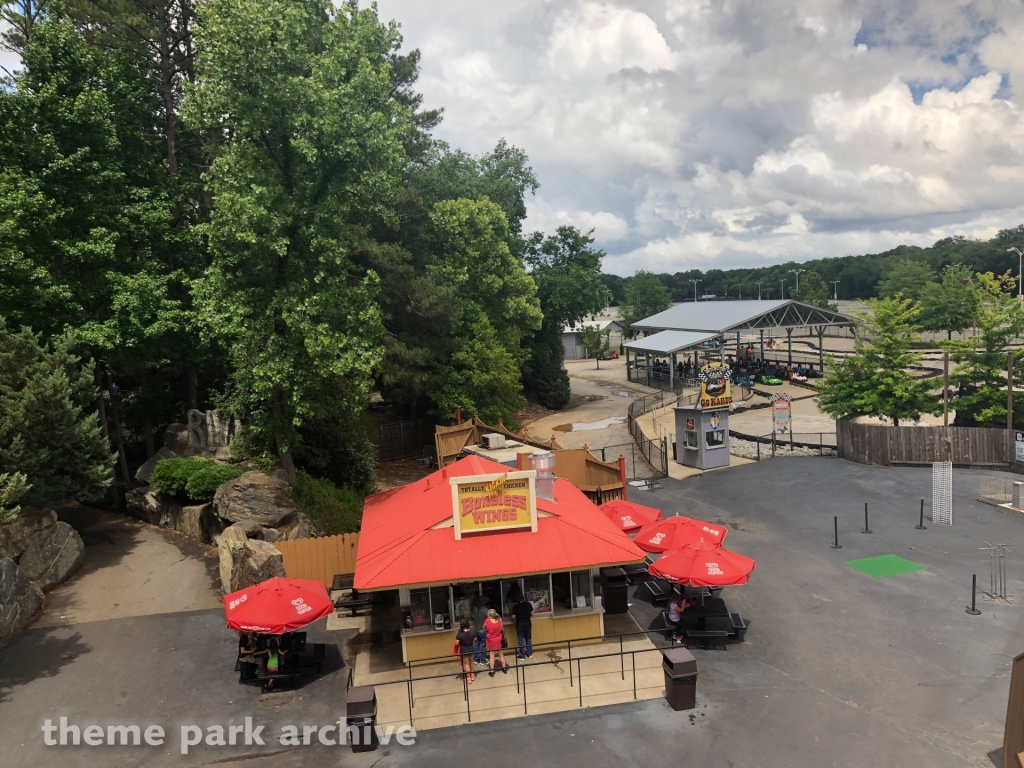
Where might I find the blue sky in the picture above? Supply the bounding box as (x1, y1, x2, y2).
(374, 0, 1024, 275)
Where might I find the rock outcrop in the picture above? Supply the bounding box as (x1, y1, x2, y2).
(0, 509, 86, 637)
(218, 523, 285, 593)
(125, 485, 176, 526)
(134, 446, 177, 484)
(214, 471, 297, 528)
(0, 558, 43, 638)
(187, 409, 235, 460)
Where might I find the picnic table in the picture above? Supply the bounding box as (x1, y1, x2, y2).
(238, 643, 326, 692)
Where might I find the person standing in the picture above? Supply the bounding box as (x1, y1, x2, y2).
(484, 608, 509, 677)
(668, 594, 689, 643)
(472, 595, 489, 667)
(456, 619, 477, 683)
(511, 593, 534, 659)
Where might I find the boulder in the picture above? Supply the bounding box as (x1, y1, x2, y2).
(186, 409, 235, 458)
(218, 524, 284, 593)
(125, 486, 174, 526)
(164, 423, 189, 454)
(135, 446, 177, 484)
(0, 508, 58, 561)
(17, 521, 85, 592)
(230, 519, 265, 538)
(266, 514, 312, 542)
(0, 557, 43, 638)
(214, 471, 297, 528)
(177, 503, 216, 543)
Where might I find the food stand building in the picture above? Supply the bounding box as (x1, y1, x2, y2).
(354, 454, 646, 664)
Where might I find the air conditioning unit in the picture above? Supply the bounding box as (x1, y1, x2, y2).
(481, 433, 506, 450)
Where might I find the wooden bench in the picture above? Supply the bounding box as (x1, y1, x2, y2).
(642, 579, 673, 604)
(729, 612, 747, 642)
(335, 598, 370, 616)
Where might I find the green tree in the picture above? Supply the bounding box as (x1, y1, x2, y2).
(427, 197, 541, 422)
(0, 320, 113, 505)
(816, 297, 938, 426)
(876, 259, 935, 299)
(523, 226, 610, 408)
(0, 472, 30, 524)
(580, 325, 610, 369)
(918, 265, 979, 340)
(792, 271, 834, 309)
(945, 272, 1024, 427)
(185, 0, 410, 483)
(619, 271, 672, 335)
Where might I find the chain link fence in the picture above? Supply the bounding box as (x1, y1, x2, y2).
(978, 475, 1015, 506)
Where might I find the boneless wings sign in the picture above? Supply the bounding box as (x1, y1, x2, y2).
(450, 471, 538, 539)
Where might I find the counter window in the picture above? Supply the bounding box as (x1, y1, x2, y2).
(523, 575, 551, 615)
(429, 586, 450, 628)
(406, 588, 431, 629)
(684, 430, 699, 450)
(500, 579, 523, 619)
(571, 570, 592, 609)
(705, 429, 725, 449)
(451, 583, 477, 625)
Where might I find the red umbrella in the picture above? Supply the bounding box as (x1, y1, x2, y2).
(599, 499, 662, 533)
(634, 515, 728, 553)
(223, 577, 334, 634)
(648, 539, 755, 587)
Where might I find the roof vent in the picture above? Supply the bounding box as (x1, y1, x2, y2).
(481, 433, 505, 450)
(531, 450, 556, 503)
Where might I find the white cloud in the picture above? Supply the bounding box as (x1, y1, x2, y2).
(375, 0, 1024, 274)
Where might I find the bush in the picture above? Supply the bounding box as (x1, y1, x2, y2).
(151, 457, 243, 503)
(291, 471, 362, 535)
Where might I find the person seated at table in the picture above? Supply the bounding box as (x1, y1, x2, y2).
(238, 631, 263, 665)
(257, 638, 287, 691)
(667, 595, 696, 642)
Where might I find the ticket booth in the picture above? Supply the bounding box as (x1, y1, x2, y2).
(675, 406, 730, 469)
(675, 360, 732, 470)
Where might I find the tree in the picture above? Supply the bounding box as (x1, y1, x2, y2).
(523, 226, 610, 408)
(876, 260, 935, 300)
(619, 271, 672, 336)
(0, 0, 47, 55)
(945, 272, 1024, 427)
(185, 0, 410, 483)
(580, 325, 610, 369)
(816, 297, 938, 426)
(0, 320, 113, 505)
(918, 265, 979, 340)
(792, 271, 834, 309)
(426, 197, 541, 422)
(0, 472, 30, 524)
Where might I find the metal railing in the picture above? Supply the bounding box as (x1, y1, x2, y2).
(594, 442, 664, 480)
(731, 431, 838, 460)
(627, 394, 670, 478)
(349, 628, 675, 728)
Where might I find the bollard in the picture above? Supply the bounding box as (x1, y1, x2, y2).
(915, 498, 927, 530)
(831, 516, 842, 549)
(862, 503, 872, 534)
(966, 574, 981, 615)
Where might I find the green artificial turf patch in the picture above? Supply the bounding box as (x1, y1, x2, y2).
(845, 554, 926, 578)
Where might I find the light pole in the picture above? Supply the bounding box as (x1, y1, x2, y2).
(737, 285, 742, 300)
(1008, 248, 1023, 301)
(831, 280, 840, 300)
(780, 279, 786, 300)
(690, 279, 701, 302)
(789, 268, 805, 292)
(756, 282, 763, 300)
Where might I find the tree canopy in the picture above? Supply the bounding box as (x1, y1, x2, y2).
(619, 271, 672, 335)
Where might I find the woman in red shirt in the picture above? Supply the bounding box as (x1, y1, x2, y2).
(484, 608, 509, 677)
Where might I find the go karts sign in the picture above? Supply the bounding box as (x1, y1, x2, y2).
(698, 362, 732, 410)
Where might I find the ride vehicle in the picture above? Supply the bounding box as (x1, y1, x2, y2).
(761, 374, 782, 385)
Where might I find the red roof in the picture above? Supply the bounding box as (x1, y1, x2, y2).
(355, 455, 646, 591)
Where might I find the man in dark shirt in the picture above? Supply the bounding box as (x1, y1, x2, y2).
(511, 594, 534, 659)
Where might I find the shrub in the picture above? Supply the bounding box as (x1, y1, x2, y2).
(291, 471, 362, 535)
(151, 457, 242, 503)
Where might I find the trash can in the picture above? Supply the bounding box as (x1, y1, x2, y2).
(662, 647, 697, 711)
(346, 686, 378, 752)
(601, 567, 629, 614)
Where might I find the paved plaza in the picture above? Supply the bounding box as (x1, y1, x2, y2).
(2, 459, 1022, 767)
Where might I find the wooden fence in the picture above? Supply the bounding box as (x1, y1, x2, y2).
(836, 419, 1017, 469)
(273, 533, 359, 588)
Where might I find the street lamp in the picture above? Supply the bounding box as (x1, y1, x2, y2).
(737, 284, 742, 300)
(831, 280, 840, 300)
(756, 282, 763, 300)
(1008, 248, 1023, 300)
(690, 279, 701, 302)
(780, 279, 786, 300)
(789, 269, 805, 292)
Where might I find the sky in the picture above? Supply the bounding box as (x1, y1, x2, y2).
(373, 0, 1024, 276)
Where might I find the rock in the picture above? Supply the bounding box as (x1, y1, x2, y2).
(17, 521, 85, 592)
(164, 423, 189, 454)
(231, 519, 265, 538)
(177, 503, 214, 543)
(214, 471, 297, 528)
(125, 486, 174, 526)
(267, 514, 312, 542)
(218, 524, 284, 593)
(135, 446, 177, 484)
(0, 557, 43, 638)
(0, 508, 57, 561)
(186, 409, 236, 458)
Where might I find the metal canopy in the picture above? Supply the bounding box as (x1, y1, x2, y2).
(622, 330, 718, 355)
(632, 299, 853, 334)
